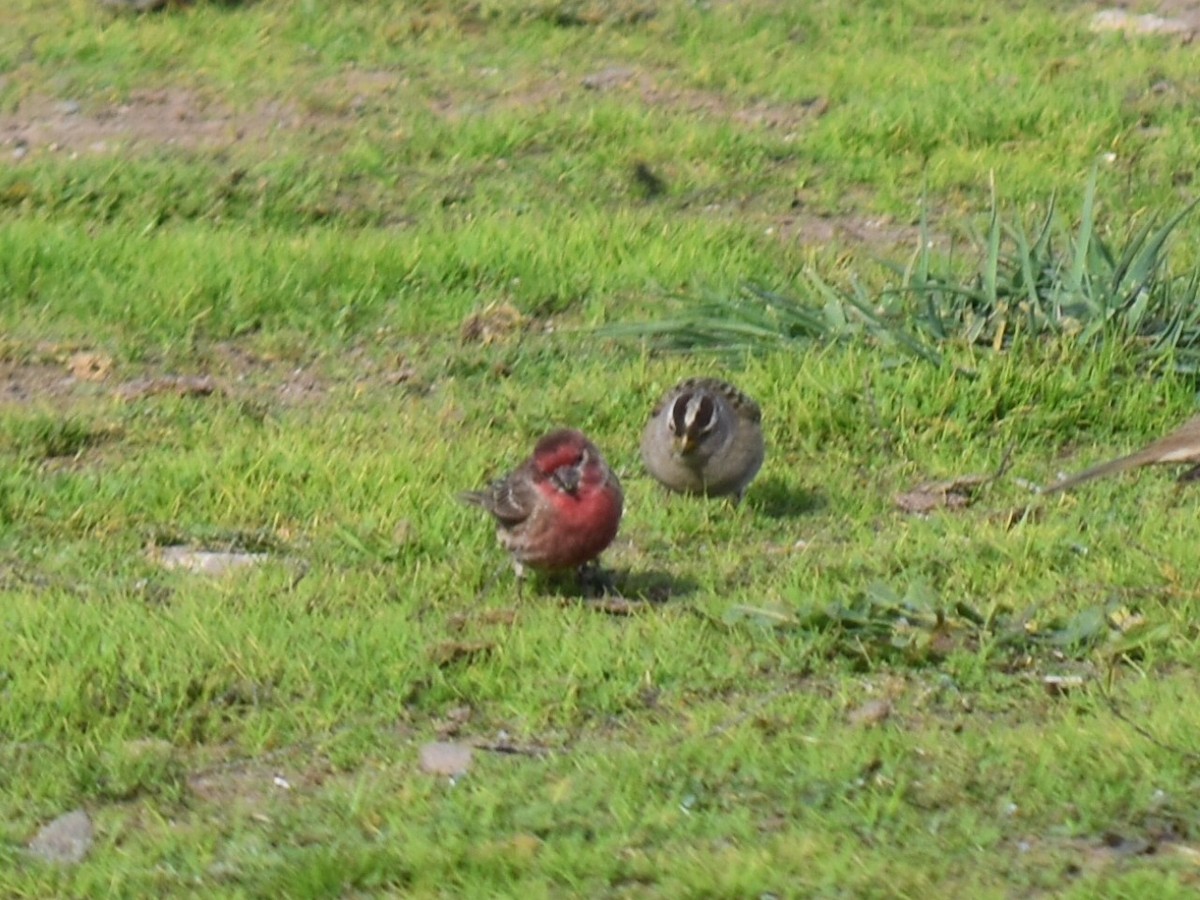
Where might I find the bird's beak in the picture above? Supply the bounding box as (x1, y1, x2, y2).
(551, 464, 581, 495)
(676, 433, 695, 455)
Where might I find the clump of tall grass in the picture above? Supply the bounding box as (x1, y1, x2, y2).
(602, 169, 1200, 372)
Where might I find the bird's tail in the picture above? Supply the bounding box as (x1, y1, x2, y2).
(1041, 451, 1151, 495)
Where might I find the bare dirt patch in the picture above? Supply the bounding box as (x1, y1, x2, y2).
(768, 209, 928, 251)
(430, 62, 915, 251)
(1119, 0, 1200, 29)
(0, 359, 82, 406)
(1, 88, 297, 160)
(188, 760, 319, 812)
(0, 66, 915, 252)
(0, 338, 434, 411)
(429, 61, 829, 135)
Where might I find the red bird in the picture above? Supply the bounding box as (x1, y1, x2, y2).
(460, 428, 624, 579)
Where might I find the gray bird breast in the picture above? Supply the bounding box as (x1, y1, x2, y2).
(642, 404, 762, 497)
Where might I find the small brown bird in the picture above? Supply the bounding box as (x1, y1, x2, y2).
(641, 377, 765, 503)
(460, 428, 624, 579)
(1043, 414, 1200, 494)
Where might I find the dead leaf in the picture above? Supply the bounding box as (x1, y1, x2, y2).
(419, 741, 473, 777)
(393, 519, 415, 546)
(894, 474, 989, 514)
(448, 609, 519, 631)
(384, 364, 418, 385)
(503, 833, 542, 860)
(460, 302, 524, 345)
(1043, 674, 1087, 696)
(68, 351, 113, 382)
(581, 66, 637, 91)
(928, 622, 970, 656)
(116, 375, 218, 401)
(468, 833, 544, 866)
(429, 640, 495, 667)
(435, 705, 473, 739)
(478, 608, 519, 626)
(562, 596, 653, 615)
(847, 698, 892, 728)
(1108, 607, 1145, 633)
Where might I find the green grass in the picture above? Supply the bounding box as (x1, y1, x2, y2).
(4, 0, 1200, 895)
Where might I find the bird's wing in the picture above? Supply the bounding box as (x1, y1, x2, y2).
(459, 465, 541, 526)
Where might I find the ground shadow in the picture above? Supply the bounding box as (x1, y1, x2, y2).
(609, 567, 699, 604)
(535, 567, 699, 607)
(747, 474, 826, 519)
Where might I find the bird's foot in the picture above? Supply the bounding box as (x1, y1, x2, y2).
(576, 561, 621, 598)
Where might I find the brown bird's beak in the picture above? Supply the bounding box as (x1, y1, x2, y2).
(676, 433, 695, 455)
(551, 464, 581, 495)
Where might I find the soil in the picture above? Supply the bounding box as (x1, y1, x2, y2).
(9, 2, 1192, 401)
(1, 88, 297, 159)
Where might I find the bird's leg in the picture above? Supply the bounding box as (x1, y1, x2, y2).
(513, 560, 527, 600)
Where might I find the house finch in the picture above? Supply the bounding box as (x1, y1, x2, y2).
(460, 428, 624, 578)
(641, 377, 765, 504)
(1043, 414, 1200, 494)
